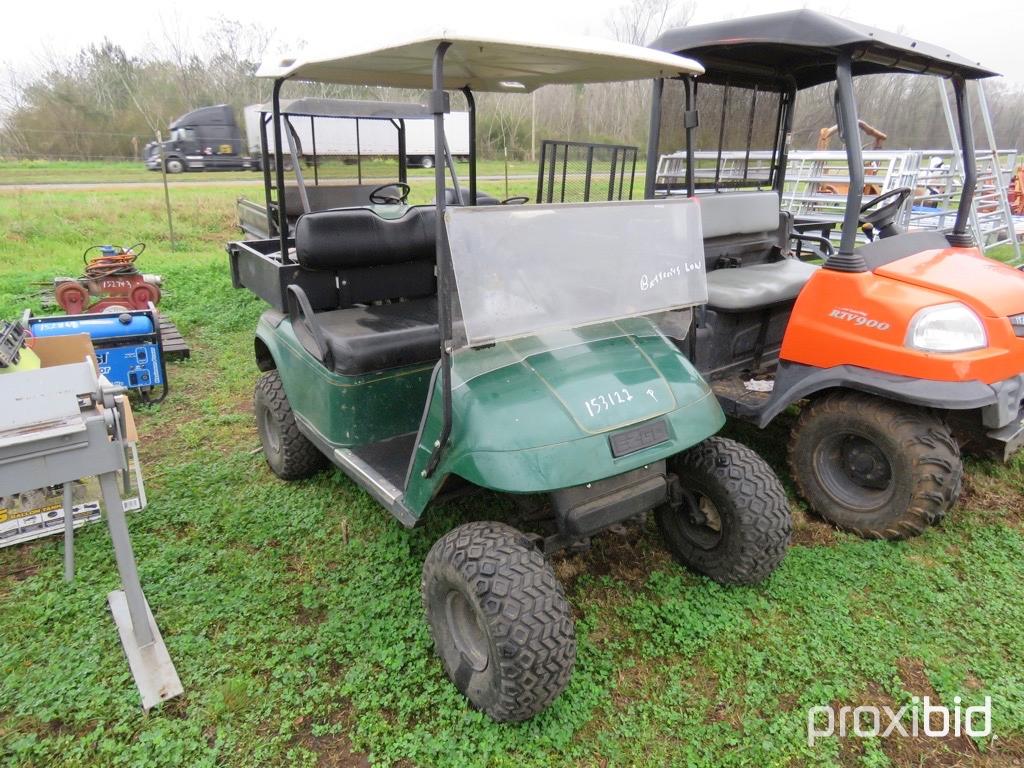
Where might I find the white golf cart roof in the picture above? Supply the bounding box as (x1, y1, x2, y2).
(258, 31, 704, 92)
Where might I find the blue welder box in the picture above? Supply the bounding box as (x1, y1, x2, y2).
(28, 310, 167, 401)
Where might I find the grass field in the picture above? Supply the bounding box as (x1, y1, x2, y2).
(0, 158, 544, 186)
(2, 183, 1024, 767)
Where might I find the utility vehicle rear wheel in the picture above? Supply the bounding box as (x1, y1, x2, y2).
(254, 370, 327, 480)
(422, 521, 576, 722)
(656, 437, 791, 585)
(788, 392, 961, 539)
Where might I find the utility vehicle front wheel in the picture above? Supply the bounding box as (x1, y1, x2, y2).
(788, 391, 962, 539)
(165, 157, 184, 173)
(656, 436, 792, 585)
(422, 521, 576, 722)
(254, 370, 327, 480)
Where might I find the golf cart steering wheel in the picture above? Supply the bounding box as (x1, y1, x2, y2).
(501, 196, 530, 205)
(369, 183, 411, 205)
(858, 186, 912, 231)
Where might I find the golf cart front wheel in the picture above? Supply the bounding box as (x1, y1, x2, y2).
(656, 436, 792, 585)
(254, 370, 327, 480)
(422, 521, 576, 722)
(788, 392, 962, 539)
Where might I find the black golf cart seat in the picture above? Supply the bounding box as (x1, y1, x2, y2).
(290, 206, 441, 375)
(698, 191, 819, 311)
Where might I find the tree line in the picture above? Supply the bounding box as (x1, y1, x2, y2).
(1, 5, 1022, 163)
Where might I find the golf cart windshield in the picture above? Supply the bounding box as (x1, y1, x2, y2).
(445, 198, 707, 348)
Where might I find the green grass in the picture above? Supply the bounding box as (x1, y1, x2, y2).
(2, 185, 1024, 766)
(0, 158, 544, 186)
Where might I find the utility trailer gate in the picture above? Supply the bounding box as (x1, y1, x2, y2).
(536, 140, 638, 203)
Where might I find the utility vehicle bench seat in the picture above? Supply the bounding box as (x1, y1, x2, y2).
(705, 260, 819, 311)
(290, 206, 441, 374)
(696, 190, 819, 311)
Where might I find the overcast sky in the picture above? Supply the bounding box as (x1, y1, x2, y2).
(5, 0, 1023, 86)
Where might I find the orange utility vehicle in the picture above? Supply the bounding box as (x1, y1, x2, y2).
(647, 10, 1024, 538)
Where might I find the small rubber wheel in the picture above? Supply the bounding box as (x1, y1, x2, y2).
(788, 391, 962, 539)
(656, 436, 792, 585)
(419, 155, 435, 169)
(165, 158, 184, 174)
(254, 370, 326, 480)
(422, 521, 576, 722)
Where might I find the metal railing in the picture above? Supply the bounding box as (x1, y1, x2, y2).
(656, 147, 1021, 260)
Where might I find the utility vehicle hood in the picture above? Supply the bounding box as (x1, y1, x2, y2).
(874, 247, 1024, 317)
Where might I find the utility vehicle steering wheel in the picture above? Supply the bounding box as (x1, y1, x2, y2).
(500, 196, 530, 205)
(858, 186, 912, 233)
(369, 183, 411, 205)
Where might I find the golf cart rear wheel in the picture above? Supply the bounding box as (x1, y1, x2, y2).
(656, 437, 792, 585)
(254, 370, 327, 480)
(788, 392, 962, 539)
(422, 521, 576, 722)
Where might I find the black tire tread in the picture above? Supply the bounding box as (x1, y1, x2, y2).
(254, 370, 327, 480)
(788, 391, 962, 539)
(658, 436, 792, 585)
(422, 521, 576, 722)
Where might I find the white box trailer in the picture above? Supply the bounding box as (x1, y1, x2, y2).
(243, 104, 469, 168)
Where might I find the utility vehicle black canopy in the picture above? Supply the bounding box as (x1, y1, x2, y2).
(649, 9, 994, 264)
(649, 9, 997, 89)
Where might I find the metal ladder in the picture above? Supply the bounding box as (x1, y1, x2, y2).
(936, 78, 1022, 264)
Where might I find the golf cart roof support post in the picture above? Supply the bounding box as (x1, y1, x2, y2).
(462, 87, 477, 205)
(685, 76, 696, 197)
(284, 116, 311, 214)
(951, 75, 977, 241)
(310, 116, 318, 185)
(714, 81, 730, 191)
(743, 84, 758, 182)
(773, 82, 796, 195)
(272, 78, 289, 263)
(644, 77, 664, 200)
(443, 133, 463, 203)
(396, 119, 408, 184)
(356, 120, 362, 184)
(425, 41, 453, 479)
(832, 53, 868, 269)
(259, 113, 274, 238)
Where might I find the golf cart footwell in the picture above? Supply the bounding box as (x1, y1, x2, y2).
(348, 432, 418, 489)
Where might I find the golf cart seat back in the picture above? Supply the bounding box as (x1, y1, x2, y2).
(295, 206, 437, 307)
(697, 191, 818, 311)
(288, 205, 441, 375)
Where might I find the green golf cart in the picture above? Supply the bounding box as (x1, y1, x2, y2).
(228, 33, 792, 722)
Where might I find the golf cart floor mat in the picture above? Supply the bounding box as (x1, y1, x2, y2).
(349, 432, 418, 489)
(159, 316, 190, 360)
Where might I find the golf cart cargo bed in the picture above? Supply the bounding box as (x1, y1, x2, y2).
(228, 238, 299, 312)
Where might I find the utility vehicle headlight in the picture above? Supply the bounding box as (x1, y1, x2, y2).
(906, 303, 987, 353)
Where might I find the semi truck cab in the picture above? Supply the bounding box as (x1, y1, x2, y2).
(144, 104, 253, 173)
